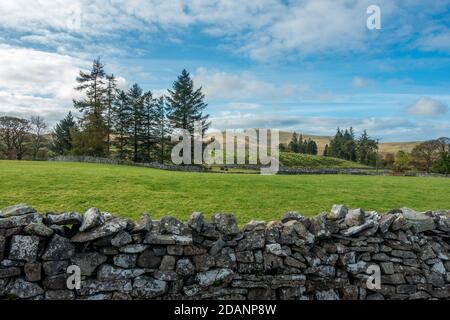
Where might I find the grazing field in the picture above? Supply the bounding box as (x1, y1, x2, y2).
(0, 161, 449, 224)
(208, 152, 369, 172)
(279, 153, 370, 169)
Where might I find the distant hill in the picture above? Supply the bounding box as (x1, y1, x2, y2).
(207, 130, 420, 157)
(279, 152, 370, 169)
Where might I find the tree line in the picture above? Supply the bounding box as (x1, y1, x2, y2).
(0, 59, 211, 163)
(280, 132, 318, 155)
(324, 127, 379, 166)
(390, 138, 450, 174)
(281, 128, 379, 166)
(0, 116, 49, 160)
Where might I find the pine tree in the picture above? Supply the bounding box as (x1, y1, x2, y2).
(142, 91, 155, 161)
(128, 83, 145, 162)
(73, 58, 106, 118)
(323, 144, 329, 156)
(104, 74, 117, 156)
(166, 69, 210, 135)
(307, 139, 318, 155)
(297, 134, 304, 153)
(113, 90, 132, 160)
(357, 130, 378, 165)
(152, 96, 171, 163)
(51, 112, 76, 155)
(72, 58, 108, 156)
(328, 128, 343, 158)
(71, 113, 108, 157)
(341, 128, 357, 161)
(289, 132, 299, 153)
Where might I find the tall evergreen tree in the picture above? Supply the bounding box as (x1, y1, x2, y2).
(328, 128, 344, 158)
(73, 58, 106, 118)
(104, 74, 117, 156)
(342, 128, 357, 161)
(113, 90, 132, 160)
(152, 96, 171, 163)
(298, 134, 304, 153)
(166, 69, 210, 136)
(289, 132, 300, 153)
(51, 112, 76, 155)
(357, 130, 378, 165)
(323, 144, 329, 156)
(307, 139, 318, 155)
(72, 58, 108, 156)
(142, 91, 155, 161)
(128, 83, 145, 162)
(71, 113, 108, 157)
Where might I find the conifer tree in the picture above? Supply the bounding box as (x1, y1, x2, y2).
(152, 96, 171, 163)
(307, 139, 318, 155)
(104, 74, 117, 156)
(166, 69, 210, 135)
(323, 144, 329, 156)
(51, 112, 77, 155)
(128, 83, 145, 162)
(113, 90, 132, 160)
(357, 130, 378, 165)
(72, 58, 108, 156)
(289, 132, 299, 153)
(73, 58, 106, 118)
(142, 91, 155, 161)
(71, 113, 108, 157)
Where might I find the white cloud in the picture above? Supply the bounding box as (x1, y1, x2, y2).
(0, 92, 73, 124)
(406, 97, 448, 116)
(0, 44, 127, 126)
(224, 103, 261, 110)
(352, 76, 370, 89)
(194, 68, 300, 101)
(416, 27, 450, 52)
(209, 112, 450, 141)
(0, 44, 86, 100)
(2, 0, 447, 61)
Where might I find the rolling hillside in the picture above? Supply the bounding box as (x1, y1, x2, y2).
(207, 130, 420, 156)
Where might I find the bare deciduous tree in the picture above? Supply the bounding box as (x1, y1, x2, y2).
(30, 116, 48, 159)
(411, 140, 441, 173)
(0, 116, 31, 160)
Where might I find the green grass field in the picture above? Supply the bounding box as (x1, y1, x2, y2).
(279, 153, 370, 169)
(0, 160, 449, 224)
(207, 152, 370, 171)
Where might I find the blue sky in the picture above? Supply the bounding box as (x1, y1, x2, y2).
(0, 0, 449, 141)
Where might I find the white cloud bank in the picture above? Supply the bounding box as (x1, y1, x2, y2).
(1, 1, 449, 60)
(194, 68, 301, 101)
(406, 97, 448, 116)
(0, 44, 125, 124)
(0, 44, 85, 100)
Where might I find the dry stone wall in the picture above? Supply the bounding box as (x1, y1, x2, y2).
(1, 204, 450, 300)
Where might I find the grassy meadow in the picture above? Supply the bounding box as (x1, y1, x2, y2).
(279, 153, 370, 169)
(0, 160, 449, 224)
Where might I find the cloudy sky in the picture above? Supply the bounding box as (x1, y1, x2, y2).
(0, 0, 449, 141)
